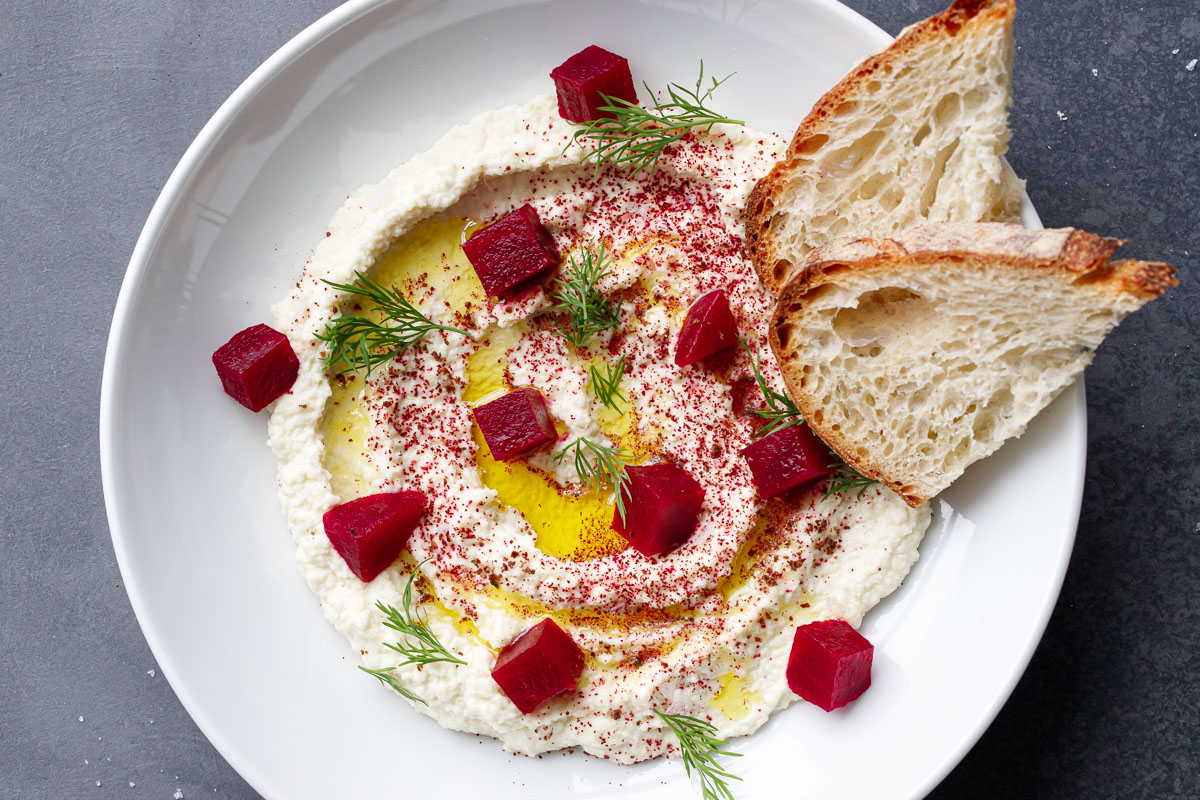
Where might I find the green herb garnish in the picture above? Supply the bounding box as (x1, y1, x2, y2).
(359, 666, 416, 700)
(823, 455, 879, 500)
(741, 339, 804, 438)
(317, 271, 467, 375)
(654, 711, 743, 800)
(551, 244, 622, 348)
(358, 564, 465, 704)
(554, 437, 634, 523)
(569, 62, 743, 177)
(589, 356, 627, 414)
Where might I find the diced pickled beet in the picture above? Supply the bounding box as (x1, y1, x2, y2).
(491, 618, 585, 713)
(787, 619, 874, 711)
(462, 205, 560, 298)
(212, 324, 299, 412)
(612, 463, 705, 557)
(550, 45, 638, 123)
(675, 290, 739, 366)
(322, 491, 426, 582)
(473, 388, 558, 462)
(741, 423, 833, 499)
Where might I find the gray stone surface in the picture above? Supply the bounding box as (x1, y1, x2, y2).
(0, 1, 1195, 798)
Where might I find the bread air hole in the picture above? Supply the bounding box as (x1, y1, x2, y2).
(832, 287, 934, 350)
(858, 173, 888, 200)
(963, 86, 988, 111)
(824, 128, 887, 177)
(850, 341, 885, 358)
(832, 100, 859, 117)
(972, 388, 1013, 440)
(919, 138, 960, 217)
(933, 93, 962, 126)
(879, 185, 905, 211)
(794, 134, 829, 156)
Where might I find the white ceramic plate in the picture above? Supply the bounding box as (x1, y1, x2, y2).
(100, 1, 1083, 797)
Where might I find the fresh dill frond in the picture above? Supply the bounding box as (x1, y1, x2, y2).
(317, 271, 467, 375)
(589, 356, 627, 414)
(823, 455, 880, 500)
(569, 62, 744, 176)
(554, 437, 634, 523)
(550, 244, 622, 348)
(740, 339, 804, 438)
(358, 564, 465, 704)
(358, 665, 423, 704)
(654, 710, 743, 800)
(376, 569, 467, 667)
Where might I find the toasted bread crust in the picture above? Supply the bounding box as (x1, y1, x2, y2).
(768, 223, 1177, 506)
(745, 0, 1016, 294)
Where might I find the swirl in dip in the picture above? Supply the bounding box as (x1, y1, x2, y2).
(269, 94, 930, 764)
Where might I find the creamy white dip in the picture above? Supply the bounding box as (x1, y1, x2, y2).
(268, 93, 930, 764)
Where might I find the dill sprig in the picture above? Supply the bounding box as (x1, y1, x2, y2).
(823, 454, 879, 500)
(569, 62, 744, 176)
(654, 711, 743, 800)
(317, 271, 467, 375)
(589, 356, 627, 414)
(740, 339, 804, 438)
(554, 437, 634, 523)
(358, 564, 465, 704)
(359, 666, 418, 702)
(551, 245, 622, 348)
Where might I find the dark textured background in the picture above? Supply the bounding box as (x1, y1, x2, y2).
(1, 1, 1196, 797)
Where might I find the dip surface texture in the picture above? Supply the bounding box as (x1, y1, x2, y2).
(268, 94, 931, 763)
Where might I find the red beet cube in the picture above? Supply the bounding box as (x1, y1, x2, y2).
(612, 463, 705, 557)
(462, 204, 560, 298)
(473, 388, 558, 462)
(550, 45, 638, 123)
(212, 324, 299, 412)
(322, 491, 426, 582)
(741, 423, 833, 499)
(491, 618, 585, 713)
(787, 619, 874, 711)
(675, 290, 739, 367)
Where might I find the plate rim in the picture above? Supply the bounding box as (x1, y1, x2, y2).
(98, 1, 1084, 797)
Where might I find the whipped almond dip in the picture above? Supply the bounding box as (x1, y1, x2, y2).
(267, 93, 930, 763)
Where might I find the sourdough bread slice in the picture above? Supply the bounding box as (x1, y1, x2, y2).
(769, 222, 1177, 506)
(746, 0, 1024, 294)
